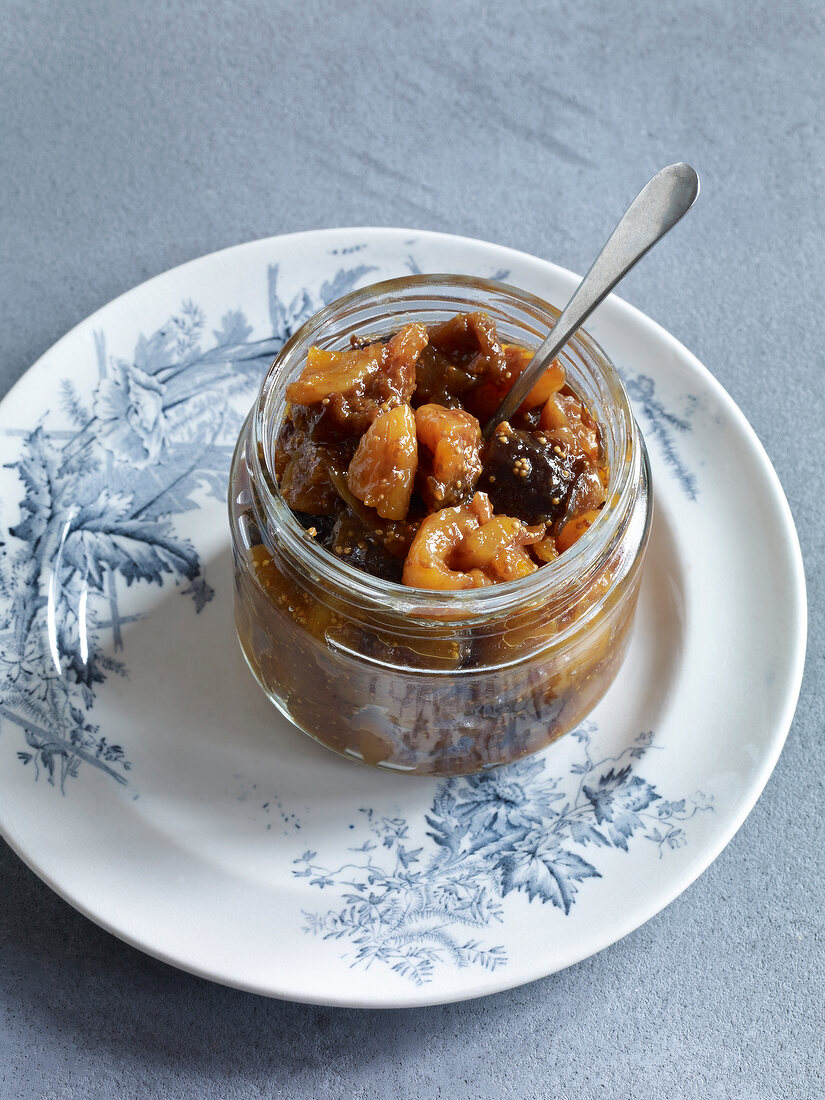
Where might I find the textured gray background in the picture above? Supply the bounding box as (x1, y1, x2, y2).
(1, 1, 823, 1097)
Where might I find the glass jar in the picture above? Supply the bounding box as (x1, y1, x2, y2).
(228, 275, 651, 777)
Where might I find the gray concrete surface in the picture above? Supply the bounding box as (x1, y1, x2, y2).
(1, 1, 823, 1097)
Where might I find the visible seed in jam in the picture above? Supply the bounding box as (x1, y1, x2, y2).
(479, 425, 581, 526)
(328, 511, 403, 583)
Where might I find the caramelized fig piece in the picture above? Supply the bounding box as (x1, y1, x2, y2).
(383, 323, 428, 405)
(328, 510, 404, 583)
(556, 508, 601, 553)
(539, 388, 601, 464)
(468, 345, 565, 422)
(415, 403, 482, 509)
(402, 491, 544, 590)
(402, 499, 490, 591)
(347, 404, 418, 521)
(289, 324, 429, 442)
(477, 418, 594, 525)
(413, 344, 475, 409)
(518, 354, 566, 410)
(286, 342, 385, 406)
(427, 311, 506, 377)
(273, 416, 304, 480)
(565, 464, 606, 516)
(279, 438, 351, 515)
(478, 423, 580, 525)
(413, 311, 507, 408)
(452, 514, 543, 583)
(530, 533, 559, 564)
(328, 466, 419, 559)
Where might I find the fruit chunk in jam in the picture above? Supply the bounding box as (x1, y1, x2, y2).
(415, 403, 482, 510)
(401, 490, 545, 590)
(288, 323, 427, 441)
(479, 422, 580, 526)
(348, 404, 418, 521)
(274, 311, 607, 588)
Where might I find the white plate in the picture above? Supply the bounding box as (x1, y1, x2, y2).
(0, 229, 806, 1007)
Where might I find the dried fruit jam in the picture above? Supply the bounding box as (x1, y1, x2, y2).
(273, 312, 608, 587)
(229, 277, 651, 777)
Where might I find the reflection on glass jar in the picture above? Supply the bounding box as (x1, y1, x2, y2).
(228, 275, 652, 776)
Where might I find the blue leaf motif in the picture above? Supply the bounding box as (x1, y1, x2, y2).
(568, 821, 611, 848)
(623, 373, 698, 499)
(318, 264, 376, 305)
(129, 443, 234, 520)
(212, 310, 253, 346)
(1, 262, 378, 792)
(132, 328, 175, 374)
(301, 724, 712, 984)
(268, 265, 314, 345)
(582, 768, 660, 851)
(498, 833, 599, 912)
(181, 576, 215, 612)
(310, 875, 334, 889)
(6, 427, 61, 545)
(397, 845, 423, 869)
(62, 490, 200, 588)
(59, 380, 90, 427)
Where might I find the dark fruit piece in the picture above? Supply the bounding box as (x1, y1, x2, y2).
(293, 511, 339, 543)
(413, 345, 475, 409)
(479, 424, 581, 526)
(278, 439, 351, 515)
(327, 510, 404, 583)
(427, 311, 506, 377)
(273, 417, 304, 480)
(413, 312, 507, 409)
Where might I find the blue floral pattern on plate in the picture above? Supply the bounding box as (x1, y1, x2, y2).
(296, 725, 712, 985)
(623, 373, 699, 500)
(0, 263, 371, 789)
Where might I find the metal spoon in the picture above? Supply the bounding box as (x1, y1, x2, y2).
(483, 162, 700, 439)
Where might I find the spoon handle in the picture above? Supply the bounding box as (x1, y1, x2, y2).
(483, 162, 700, 439)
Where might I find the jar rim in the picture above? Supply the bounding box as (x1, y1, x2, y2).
(250, 273, 641, 620)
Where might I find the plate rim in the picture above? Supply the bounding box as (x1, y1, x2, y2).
(0, 226, 808, 1007)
